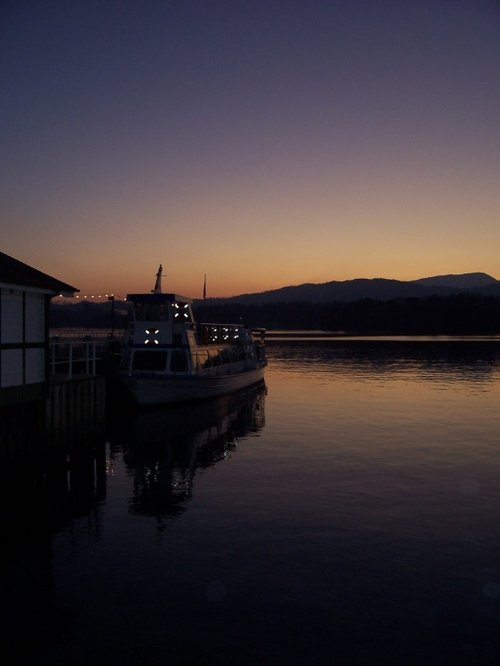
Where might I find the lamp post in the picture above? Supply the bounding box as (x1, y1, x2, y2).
(108, 295, 115, 336)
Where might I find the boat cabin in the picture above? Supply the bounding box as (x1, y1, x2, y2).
(126, 293, 195, 344)
(123, 291, 259, 377)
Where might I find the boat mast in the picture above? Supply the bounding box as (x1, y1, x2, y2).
(152, 264, 163, 294)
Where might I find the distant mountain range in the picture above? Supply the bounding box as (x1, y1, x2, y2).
(198, 273, 500, 305)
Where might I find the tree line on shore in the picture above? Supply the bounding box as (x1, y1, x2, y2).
(50, 293, 500, 335)
(193, 294, 500, 335)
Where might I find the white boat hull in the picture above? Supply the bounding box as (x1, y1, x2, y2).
(119, 365, 266, 406)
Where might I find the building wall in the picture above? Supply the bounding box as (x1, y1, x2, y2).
(0, 287, 47, 400)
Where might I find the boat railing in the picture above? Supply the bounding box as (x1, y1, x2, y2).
(197, 323, 245, 345)
(191, 346, 248, 372)
(197, 323, 266, 346)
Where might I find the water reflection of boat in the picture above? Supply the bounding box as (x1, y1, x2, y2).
(116, 266, 267, 405)
(108, 382, 266, 525)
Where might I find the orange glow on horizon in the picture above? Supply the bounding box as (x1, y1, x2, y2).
(2, 2, 499, 300)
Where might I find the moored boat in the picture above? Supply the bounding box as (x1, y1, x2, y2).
(117, 266, 267, 405)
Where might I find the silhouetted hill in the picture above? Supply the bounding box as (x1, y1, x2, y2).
(468, 282, 500, 297)
(198, 273, 500, 306)
(411, 272, 497, 289)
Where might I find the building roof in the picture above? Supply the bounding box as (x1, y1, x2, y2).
(0, 251, 78, 295)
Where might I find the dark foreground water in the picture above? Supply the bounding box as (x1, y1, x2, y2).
(3, 338, 500, 665)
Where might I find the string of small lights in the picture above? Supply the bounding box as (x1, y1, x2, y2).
(55, 293, 127, 301)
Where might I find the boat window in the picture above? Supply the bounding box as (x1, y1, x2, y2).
(132, 351, 168, 371)
(135, 303, 170, 321)
(171, 350, 188, 372)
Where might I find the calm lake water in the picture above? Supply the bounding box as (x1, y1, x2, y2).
(4, 338, 500, 665)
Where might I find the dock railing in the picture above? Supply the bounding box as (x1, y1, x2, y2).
(49, 339, 99, 378)
(49, 330, 125, 379)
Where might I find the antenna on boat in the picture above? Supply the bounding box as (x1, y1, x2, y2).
(152, 265, 163, 294)
(202, 273, 207, 322)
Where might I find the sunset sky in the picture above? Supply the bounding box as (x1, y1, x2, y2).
(1, 0, 499, 298)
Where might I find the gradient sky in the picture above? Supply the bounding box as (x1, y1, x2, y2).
(1, 0, 499, 298)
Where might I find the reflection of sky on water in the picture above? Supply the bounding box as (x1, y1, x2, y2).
(269, 338, 500, 379)
(263, 342, 500, 544)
